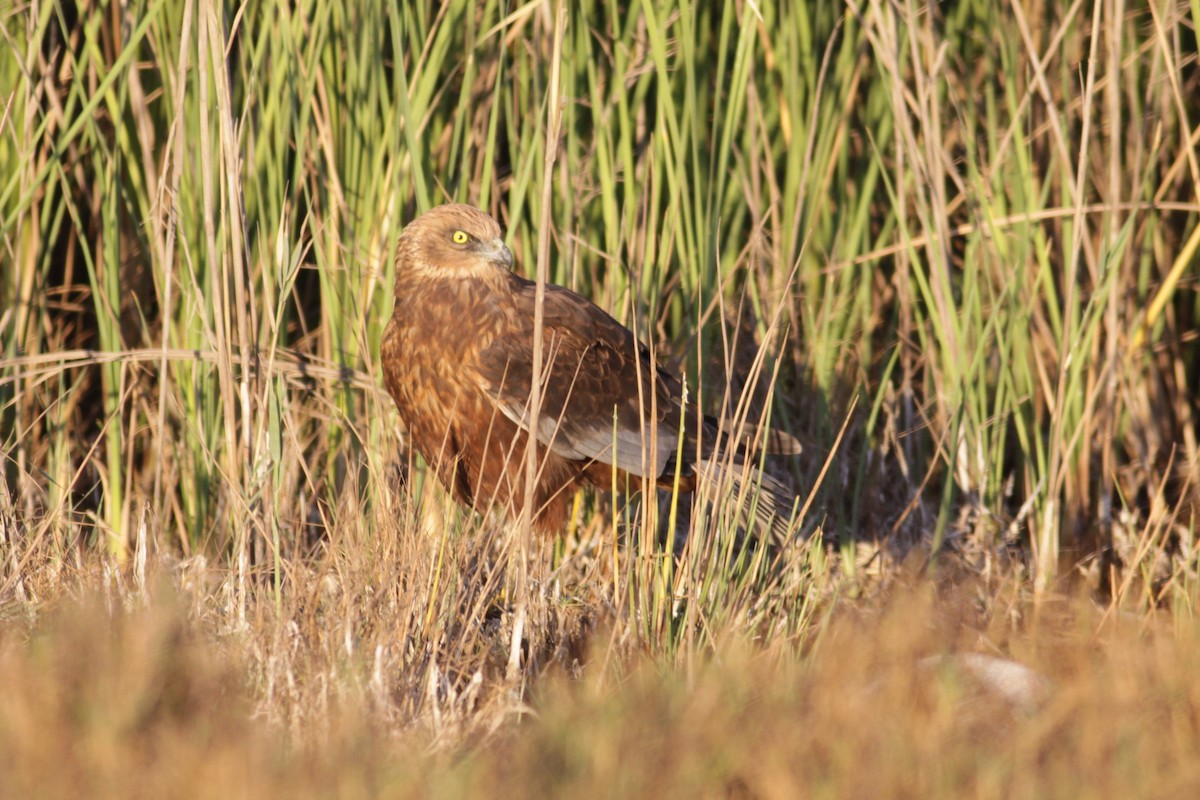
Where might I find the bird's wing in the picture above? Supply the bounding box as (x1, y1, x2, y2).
(473, 281, 685, 478)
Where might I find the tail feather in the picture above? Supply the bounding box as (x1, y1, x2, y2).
(737, 421, 804, 456)
(694, 459, 798, 545)
(696, 414, 803, 460)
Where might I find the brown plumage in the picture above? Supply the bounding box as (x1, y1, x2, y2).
(381, 204, 799, 539)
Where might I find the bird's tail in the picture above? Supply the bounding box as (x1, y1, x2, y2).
(697, 412, 803, 460)
(692, 459, 798, 546)
(663, 409, 801, 545)
(734, 421, 804, 456)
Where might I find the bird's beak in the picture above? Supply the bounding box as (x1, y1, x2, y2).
(485, 238, 514, 270)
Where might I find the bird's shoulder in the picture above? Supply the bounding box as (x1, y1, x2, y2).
(477, 276, 681, 418)
(504, 276, 638, 355)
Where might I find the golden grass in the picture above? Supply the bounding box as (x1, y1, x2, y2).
(2, 547, 1199, 798)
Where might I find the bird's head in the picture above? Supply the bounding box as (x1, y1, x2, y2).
(396, 204, 514, 281)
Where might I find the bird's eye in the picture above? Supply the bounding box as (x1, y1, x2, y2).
(451, 230, 470, 245)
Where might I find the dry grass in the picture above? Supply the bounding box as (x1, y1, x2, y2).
(2, 549, 1199, 798)
(3, 0, 1200, 795)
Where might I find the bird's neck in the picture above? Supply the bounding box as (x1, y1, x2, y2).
(394, 262, 514, 298)
(392, 269, 517, 325)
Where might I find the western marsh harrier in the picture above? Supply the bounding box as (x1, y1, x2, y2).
(381, 204, 798, 539)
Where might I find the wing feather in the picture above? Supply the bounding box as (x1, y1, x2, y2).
(473, 280, 682, 478)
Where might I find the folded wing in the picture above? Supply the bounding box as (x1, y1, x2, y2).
(473, 280, 684, 479)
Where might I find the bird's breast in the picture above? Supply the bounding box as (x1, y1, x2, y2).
(382, 277, 521, 491)
(385, 277, 512, 405)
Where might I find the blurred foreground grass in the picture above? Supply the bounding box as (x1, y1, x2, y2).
(2, 0, 1199, 795)
(1, 579, 1198, 798)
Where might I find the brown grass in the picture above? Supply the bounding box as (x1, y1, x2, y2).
(2, 550, 1199, 798)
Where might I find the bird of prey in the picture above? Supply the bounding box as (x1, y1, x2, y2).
(381, 204, 799, 540)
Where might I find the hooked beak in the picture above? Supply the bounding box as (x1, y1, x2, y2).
(484, 238, 514, 270)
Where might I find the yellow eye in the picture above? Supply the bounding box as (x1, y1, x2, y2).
(451, 230, 469, 245)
